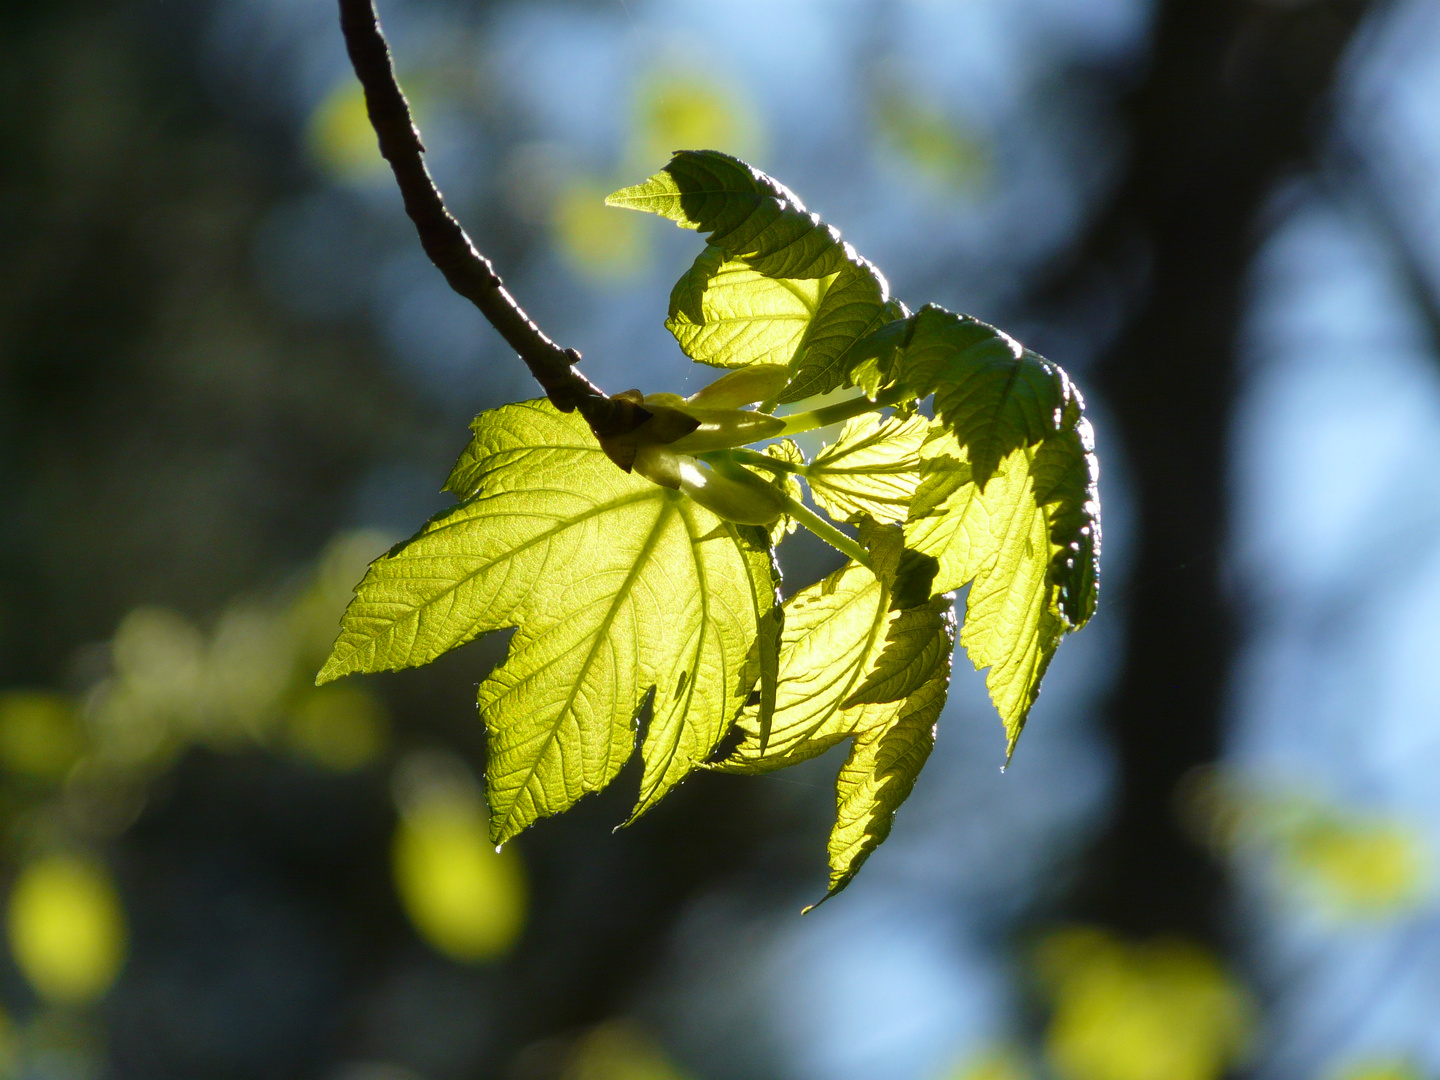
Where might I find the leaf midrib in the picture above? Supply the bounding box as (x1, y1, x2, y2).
(634, 501, 724, 812)
(496, 497, 678, 838)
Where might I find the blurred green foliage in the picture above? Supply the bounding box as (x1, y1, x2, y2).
(6, 853, 125, 1006)
(1034, 925, 1254, 1080)
(1182, 767, 1431, 920)
(870, 67, 987, 194)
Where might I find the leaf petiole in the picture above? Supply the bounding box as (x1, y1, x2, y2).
(723, 447, 808, 476)
(706, 448, 870, 568)
(782, 494, 871, 569)
(777, 385, 909, 437)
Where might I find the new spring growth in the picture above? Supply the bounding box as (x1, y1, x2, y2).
(596, 366, 791, 526)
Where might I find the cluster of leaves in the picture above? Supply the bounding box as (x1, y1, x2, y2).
(319, 151, 1101, 902)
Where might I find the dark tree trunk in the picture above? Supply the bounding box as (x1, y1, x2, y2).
(1047, 0, 1375, 940)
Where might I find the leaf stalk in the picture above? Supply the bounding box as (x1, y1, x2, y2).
(777, 386, 910, 437)
(722, 448, 808, 476)
(782, 495, 871, 569)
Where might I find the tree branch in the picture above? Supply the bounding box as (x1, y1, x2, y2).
(337, 0, 638, 436)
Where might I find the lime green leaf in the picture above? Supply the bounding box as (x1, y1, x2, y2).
(319, 400, 770, 843)
(442, 401, 600, 501)
(666, 245, 820, 369)
(606, 150, 849, 278)
(715, 521, 957, 898)
(843, 601, 952, 707)
(1030, 407, 1101, 627)
(712, 522, 783, 768)
(718, 522, 903, 772)
(718, 559, 888, 772)
(608, 150, 896, 402)
(905, 408, 1099, 754)
(853, 304, 1076, 488)
(805, 413, 931, 524)
(824, 623, 951, 898)
(781, 271, 901, 403)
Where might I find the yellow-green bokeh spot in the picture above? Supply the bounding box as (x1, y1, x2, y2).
(285, 684, 390, 772)
(7, 854, 127, 1006)
(1330, 1060, 1424, 1080)
(555, 177, 652, 282)
(1282, 812, 1427, 916)
(0, 691, 85, 783)
(631, 70, 761, 170)
(307, 79, 389, 182)
(565, 1021, 693, 1080)
(393, 785, 527, 963)
(871, 68, 988, 194)
(939, 1047, 1036, 1080)
(1180, 770, 1431, 920)
(1035, 925, 1254, 1080)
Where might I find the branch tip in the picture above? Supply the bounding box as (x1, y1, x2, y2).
(336, 0, 612, 418)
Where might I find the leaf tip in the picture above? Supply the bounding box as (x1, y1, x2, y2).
(314, 656, 345, 687)
(1003, 730, 1020, 767)
(804, 878, 851, 913)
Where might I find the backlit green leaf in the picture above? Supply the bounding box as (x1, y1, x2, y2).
(905, 402, 1099, 754)
(319, 400, 772, 843)
(843, 601, 952, 708)
(320, 147, 1104, 899)
(805, 413, 931, 524)
(852, 303, 1076, 487)
(606, 150, 848, 277)
(718, 558, 887, 773)
(607, 150, 896, 401)
(716, 521, 957, 899)
(665, 245, 819, 369)
(824, 620, 951, 899)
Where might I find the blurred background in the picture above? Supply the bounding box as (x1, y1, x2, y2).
(2, 0, 1439, 1077)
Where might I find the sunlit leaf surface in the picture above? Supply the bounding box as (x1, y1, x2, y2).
(852, 303, 1077, 487)
(608, 150, 896, 401)
(719, 523, 955, 897)
(320, 400, 773, 842)
(907, 431, 1097, 754)
(893, 347, 1099, 752)
(805, 412, 931, 524)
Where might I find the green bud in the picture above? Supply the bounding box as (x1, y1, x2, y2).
(664, 408, 785, 453)
(676, 459, 786, 526)
(631, 445, 683, 489)
(684, 365, 790, 409)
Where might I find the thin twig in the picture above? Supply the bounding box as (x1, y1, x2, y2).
(337, 0, 638, 436)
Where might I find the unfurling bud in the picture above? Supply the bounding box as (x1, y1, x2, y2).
(596, 369, 786, 475)
(683, 364, 790, 409)
(631, 446, 786, 526)
(676, 459, 787, 526)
